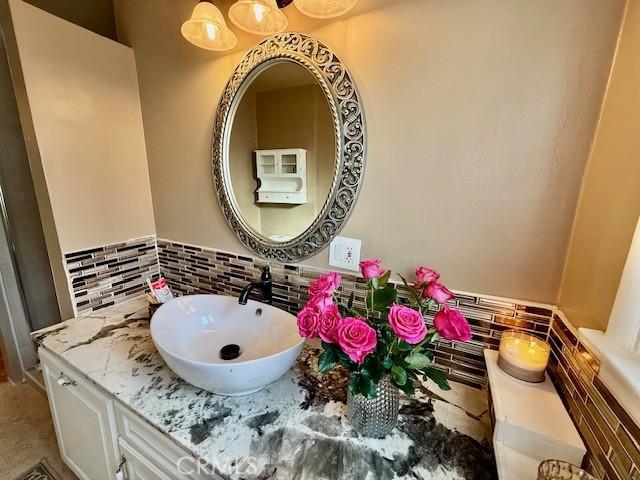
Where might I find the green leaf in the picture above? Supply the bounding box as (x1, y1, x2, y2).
(335, 349, 353, 368)
(366, 379, 378, 398)
(423, 367, 451, 390)
(397, 341, 413, 351)
(405, 352, 432, 370)
(383, 357, 393, 369)
(430, 331, 441, 343)
(348, 374, 360, 394)
(349, 374, 376, 398)
(366, 286, 397, 311)
(399, 274, 423, 306)
(398, 378, 415, 395)
(391, 365, 408, 386)
(318, 350, 336, 373)
(320, 341, 333, 351)
(378, 270, 392, 287)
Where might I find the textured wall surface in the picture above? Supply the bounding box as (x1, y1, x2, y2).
(559, 0, 640, 331)
(10, 0, 156, 253)
(114, 0, 625, 305)
(23, 0, 116, 39)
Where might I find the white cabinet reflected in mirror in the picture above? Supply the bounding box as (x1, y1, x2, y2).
(255, 149, 307, 206)
(214, 34, 366, 261)
(229, 61, 335, 243)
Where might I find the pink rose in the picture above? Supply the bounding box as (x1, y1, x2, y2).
(337, 317, 377, 364)
(416, 267, 439, 285)
(309, 272, 341, 297)
(359, 259, 387, 280)
(306, 292, 333, 313)
(434, 306, 472, 342)
(388, 304, 427, 344)
(318, 304, 342, 344)
(426, 281, 454, 303)
(296, 306, 319, 339)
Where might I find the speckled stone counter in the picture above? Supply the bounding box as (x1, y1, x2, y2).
(33, 296, 497, 480)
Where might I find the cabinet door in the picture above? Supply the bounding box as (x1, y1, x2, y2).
(41, 349, 118, 480)
(282, 154, 298, 174)
(120, 440, 173, 480)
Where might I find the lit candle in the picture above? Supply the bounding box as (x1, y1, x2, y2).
(497, 331, 550, 383)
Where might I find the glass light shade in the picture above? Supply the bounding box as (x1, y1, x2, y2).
(228, 0, 288, 35)
(181, 2, 237, 51)
(293, 0, 357, 19)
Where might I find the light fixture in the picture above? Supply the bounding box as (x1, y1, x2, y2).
(293, 0, 357, 19)
(181, 0, 358, 50)
(228, 0, 288, 36)
(181, 2, 237, 51)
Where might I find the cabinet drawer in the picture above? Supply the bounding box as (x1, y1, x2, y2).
(115, 403, 220, 480)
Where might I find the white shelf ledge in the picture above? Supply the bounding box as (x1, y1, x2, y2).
(484, 349, 585, 480)
(578, 328, 640, 426)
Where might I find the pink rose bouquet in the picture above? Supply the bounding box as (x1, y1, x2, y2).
(296, 259, 472, 397)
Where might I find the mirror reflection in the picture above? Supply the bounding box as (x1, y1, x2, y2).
(228, 61, 336, 243)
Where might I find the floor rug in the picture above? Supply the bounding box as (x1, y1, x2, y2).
(13, 459, 63, 480)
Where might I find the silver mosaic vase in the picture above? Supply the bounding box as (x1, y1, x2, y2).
(537, 460, 596, 480)
(346, 376, 400, 438)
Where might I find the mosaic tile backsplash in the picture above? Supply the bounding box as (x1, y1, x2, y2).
(548, 313, 640, 480)
(61, 235, 640, 480)
(156, 238, 554, 389)
(63, 236, 159, 314)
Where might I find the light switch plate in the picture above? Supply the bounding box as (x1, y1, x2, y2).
(329, 236, 362, 271)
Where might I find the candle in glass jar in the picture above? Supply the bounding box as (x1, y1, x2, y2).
(497, 331, 550, 383)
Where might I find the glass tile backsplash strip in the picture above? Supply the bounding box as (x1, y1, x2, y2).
(156, 238, 554, 389)
(63, 236, 159, 314)
(548, 312, 640, 480)
(61, 235, 640, 479)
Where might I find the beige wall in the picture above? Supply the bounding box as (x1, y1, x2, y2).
(10, 0, 155, 253)
(23, 0, 116, 40)
(558, 0, 640, 331)
(114, 0, 625, 303)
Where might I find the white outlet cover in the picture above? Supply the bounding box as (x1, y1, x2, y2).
(329, 236, 362, 272)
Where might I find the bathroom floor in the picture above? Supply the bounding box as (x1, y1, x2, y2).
(0, 381, 77, 479)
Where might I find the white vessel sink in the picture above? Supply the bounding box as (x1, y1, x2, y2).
(150, 294, 304, 396)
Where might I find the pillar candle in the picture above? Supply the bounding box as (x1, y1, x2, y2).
(497, 331, 550, 383)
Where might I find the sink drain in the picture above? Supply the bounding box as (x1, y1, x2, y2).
(220, 344, 241, 361)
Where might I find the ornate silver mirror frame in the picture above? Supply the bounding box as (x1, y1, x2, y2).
(212, 33, 366, 262)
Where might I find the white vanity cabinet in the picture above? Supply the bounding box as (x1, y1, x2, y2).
(40, 348, 120, 480)
(39, 348, 219, 480)
(255, 148, 307, 204)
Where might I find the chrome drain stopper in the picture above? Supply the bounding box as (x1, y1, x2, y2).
(220, 344, 241, 360)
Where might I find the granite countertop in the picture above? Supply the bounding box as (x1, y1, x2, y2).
(33, 296, 497, 480)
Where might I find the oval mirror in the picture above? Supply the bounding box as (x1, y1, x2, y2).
(213, 34, 366, 262)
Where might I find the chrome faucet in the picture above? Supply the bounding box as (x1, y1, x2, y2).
(238, 266, 273, 305)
